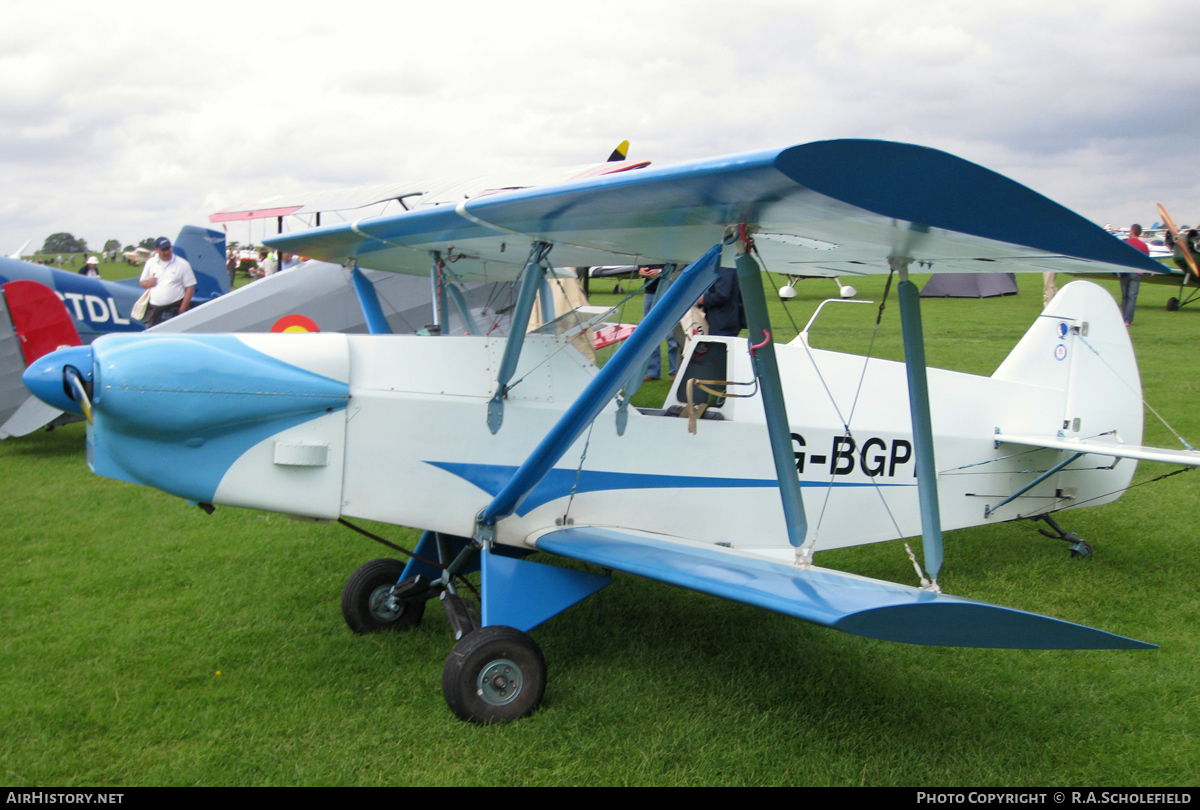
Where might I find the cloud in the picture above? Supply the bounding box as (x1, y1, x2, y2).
(3, 0, 1199, 252)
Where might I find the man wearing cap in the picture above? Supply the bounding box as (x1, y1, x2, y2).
(139, 236, 197, 326)
(79, 256, 101, 278)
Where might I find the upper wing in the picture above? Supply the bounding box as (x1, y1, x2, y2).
(209, 180, 429, 223)
(266, 139, 1167, 282)
(210, 160, 651, 224)
(532, 526, 1152, 649)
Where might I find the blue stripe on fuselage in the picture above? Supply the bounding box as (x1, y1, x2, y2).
(427, 461, 912, 516)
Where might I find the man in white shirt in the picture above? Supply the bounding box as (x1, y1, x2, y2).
(139, 236, 197, 326)
(257, 249, 278, 278)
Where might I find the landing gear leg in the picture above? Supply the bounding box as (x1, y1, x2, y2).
(441, 592, 481, 641)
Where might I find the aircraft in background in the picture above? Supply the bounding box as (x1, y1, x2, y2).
(154, 258, 521, 337)
(1145, 204, 1200, 311)
(122, 246, 153, 265)
(26, 139, 1190, 724)
(208, 141, 647, 236)
(0, 225, 229, 437)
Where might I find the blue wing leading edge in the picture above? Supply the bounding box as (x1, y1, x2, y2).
(266, 139, 1164, 282)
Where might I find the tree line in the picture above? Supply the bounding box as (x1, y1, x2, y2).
(40, 233, 159, 255)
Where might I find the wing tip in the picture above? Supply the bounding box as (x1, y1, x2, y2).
(835, 602, 1156, 650)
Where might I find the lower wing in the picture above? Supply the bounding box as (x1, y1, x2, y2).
(531, 526, 1153, 650)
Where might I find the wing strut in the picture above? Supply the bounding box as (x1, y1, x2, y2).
(446, 282, 481, 335)
(615, 262, 679, 435)
(895, 260, 944, 584)
(735, 248, 808, 550)
(539, 273, 556, 326)
(349, 263, 393, 335)
(488, 241, 553, 434)
(430, 252, 450, 332)
(477, 244, 724, 531)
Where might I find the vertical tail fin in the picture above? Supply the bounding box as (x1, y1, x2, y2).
(992, 280, 1143, 447)
(171, 226, 229, 302)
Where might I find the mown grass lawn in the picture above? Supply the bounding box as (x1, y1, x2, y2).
(1, 270, 1196, 786)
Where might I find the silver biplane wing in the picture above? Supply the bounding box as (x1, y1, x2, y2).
(211, 143, 650, 227)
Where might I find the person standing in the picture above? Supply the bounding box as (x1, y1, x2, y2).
(1121, 224, 1150, 326)
(639, 266, 680, 382)
(1042, 272, 1057, 308)
(139, 236, 196, 326)
(257, 249, 278, 278)
(80, 256, 101, 278)
(699, 265, 746, 337)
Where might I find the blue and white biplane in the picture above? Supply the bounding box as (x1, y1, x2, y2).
(24, 139, 1199, 724)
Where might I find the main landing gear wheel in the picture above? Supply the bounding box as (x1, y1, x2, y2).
(342, 558, 426, 634)
(1167, 297, 1181, 312)
(442, 626, 546, 724)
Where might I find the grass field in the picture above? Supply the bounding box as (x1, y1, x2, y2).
(1, 270, 1197, 786)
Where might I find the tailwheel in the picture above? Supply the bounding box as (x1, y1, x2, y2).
(341, 558, 427, 634)
(442, 626, 546, 724)
(1032, 515, 1093, 560)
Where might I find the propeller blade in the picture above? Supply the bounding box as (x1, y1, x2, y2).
(65, 367, 92, 425)
(1157, 203, 1198, 278)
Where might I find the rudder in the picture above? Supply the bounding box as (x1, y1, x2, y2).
(172, 225, 229, 302)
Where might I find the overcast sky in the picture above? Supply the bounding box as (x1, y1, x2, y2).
(3, 0, 1197, 254)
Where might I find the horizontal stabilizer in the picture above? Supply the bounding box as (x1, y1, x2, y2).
(996, 433, 1200, 467)
(0, 394, 66, 438)
(533, 527, 1153, 650)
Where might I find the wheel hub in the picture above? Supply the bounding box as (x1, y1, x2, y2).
(368, 584, 403, 622)
(476, 659, 523, 706)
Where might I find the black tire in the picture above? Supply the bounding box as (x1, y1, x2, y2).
(342, 558, 426, 634)
(442, 626, 546, 724)
(1167, 297, 1180, 312)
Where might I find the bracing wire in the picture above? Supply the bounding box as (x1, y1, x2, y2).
(1077, 333, 1194, 451)
(505, 269, 652, 393)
